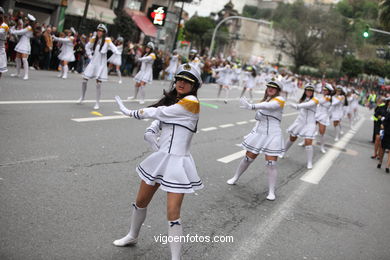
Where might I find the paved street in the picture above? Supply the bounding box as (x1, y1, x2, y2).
(1, 69, 390, 260)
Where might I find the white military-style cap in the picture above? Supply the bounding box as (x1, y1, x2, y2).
(304, 83, 315, 91)
(146, 41, 154, 49)
(117, 36, 124, 42)
(266, 80, 282, 90)
(324, 83, 334, 92)
(27, 14, 36, 21)
(175, 63, 202, 88)
(97, 23, 108, 33)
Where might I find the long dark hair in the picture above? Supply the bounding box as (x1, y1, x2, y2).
(261, 87, 280, 102)
(92, 31, 106, 52)
(149, 79, 199, 108)
(299, 90, 314, 103)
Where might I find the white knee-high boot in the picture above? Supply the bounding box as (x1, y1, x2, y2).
(320, 134, 326, 153)
(78, 80, 87, 103)
(227, 156, 254, 185)
(224, 88, 229, 103)
(62, 65, 68, 79)
(116, 68, 122, 84)
(113, 203, 147, 246)
(139, 86, 145, 104)
(266, 160, 278, 201)
(57, 64, 63, 78)
(168, 218, 183, 260)
(94, 82, 101, 109)
(22, 58, 29, 80)
(11, 58, 21, 77)
(305, 145, 313, 169)
(335, 125, 340, 141)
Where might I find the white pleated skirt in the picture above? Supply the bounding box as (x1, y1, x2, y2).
(136, 151, 203, 194)
(242, 131, 285, 156)
(287, 121, 316, 139)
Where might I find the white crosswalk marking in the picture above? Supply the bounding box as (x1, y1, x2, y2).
(217, 150, 246, 163)
(201, 127, 218, 132)
(72, 115, 128, 122)
(219, 124, 234, 128)
(236, 121, 248, 125)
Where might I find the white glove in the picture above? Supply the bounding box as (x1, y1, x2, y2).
(115, 96, 133, 116)
(289, 103, 298, 109)
(144, 132, 159, 152)
(239, 97, 252, 110)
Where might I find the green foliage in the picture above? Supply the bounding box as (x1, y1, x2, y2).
(242, 5, 273, 20)
(113, 10, 137, 42)
(363, 59, 387, 77)
(336, 0, 379, 20)
(379, 0, 390, 30)
(341, 55, 363, 79)
(184, 16, 216, 50)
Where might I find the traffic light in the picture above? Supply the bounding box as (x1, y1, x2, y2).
(363, 25, 370, 38)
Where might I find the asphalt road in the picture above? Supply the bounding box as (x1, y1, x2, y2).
(1, 69, 389, 260)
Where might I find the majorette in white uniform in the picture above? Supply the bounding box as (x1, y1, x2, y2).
(107, 36, 123, 84)
(107, 38, 123, 66)
(330, 86, 345, 122)
(241, 91, 285, 156)
(315, 84, 333, 127)
(53, 35, 75, 62)
(227, 80, 284, 201)
(283, 84, 318, 169)
(134, 42, 156, 84)
(52, 33, 75, 79)
(10, 13, 35, 80)
(113, 64, 203, 260)
(165, 50, 179, 80)
(287, 97, 319, 140)
(0, 19, 9, 74)
(78, 24, 118, 110)
(315, 83, 334, 154)
(215, 64, 233, 103)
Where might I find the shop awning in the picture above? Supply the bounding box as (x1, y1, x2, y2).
(124, 9, 157, 38)
(65, 0, 116, 24)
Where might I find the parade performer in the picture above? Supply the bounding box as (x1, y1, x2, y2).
(372, 97, 386, 160)
(128, 42, 155, 104)
(0, 7, 8, 78)
(113, 64, 203, 260)
(78, 24, 118, 110)
(315, 83, 333, 153)
(351, 89, 360, 122)
(107, 36, 123, 84)
(240, 68, 257, 102)
(10, 13, 36, 80)
(165, 49, 180, 81)
(214, 63, 232, 104)
(227, 81, 285, 201)
(52, 29, 75, 79)
(330, 86, 347, 141)
(282, 84, 319, 169)
(377, 98, 390, 173)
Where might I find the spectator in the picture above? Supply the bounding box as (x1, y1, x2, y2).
(40, 26, 52, 70)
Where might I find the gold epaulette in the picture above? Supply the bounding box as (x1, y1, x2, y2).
(178, 98, 200, 114)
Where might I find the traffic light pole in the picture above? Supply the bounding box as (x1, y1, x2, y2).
(369, 28, 390, 36)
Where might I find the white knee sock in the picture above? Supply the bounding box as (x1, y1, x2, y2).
(134, 86, 139, 99)
(249, 90, 253, 100)
(22, 58, 28, 78)
(227, 156, 254, 184)
(139, 86, 145, 102)
(168, 218, 183, 260)
(62, 65, 68, 78)
(335, 125, 340, 140)
(80, 80, 87, 101)
(116, 68, 122, 82)
(15, 58, 21, 75)
(58, 64, 63, 77)
(113, 203, 147, 246)
(305, 145, 313, 169)
(224, 88, 230, 100)
(266, 160, 278, 200)
(320, 134, 325, 151)
(95, 82, 102, 108)
(217, 87, 222, 98)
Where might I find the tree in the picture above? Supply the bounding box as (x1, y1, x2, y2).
(363, 59, 386, 77)
(379, 0, 390, 30)
(242, 5, 273, 20)
(272, 0, 342, 71)
(341, 55, 363, 80)
(184, 16, 215, 51)
(113, 10, 138, 42)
